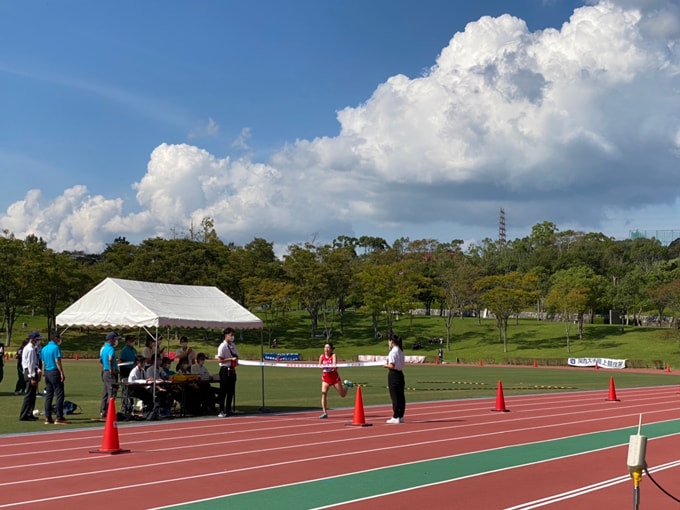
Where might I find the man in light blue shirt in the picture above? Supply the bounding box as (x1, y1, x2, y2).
(41, 333, 69, 424)
(99, 332, 120, 417)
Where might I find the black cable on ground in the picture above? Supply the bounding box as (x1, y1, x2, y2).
(644, 466, 680, 503)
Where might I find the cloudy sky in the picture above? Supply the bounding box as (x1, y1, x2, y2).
(1, 0, 679, 253)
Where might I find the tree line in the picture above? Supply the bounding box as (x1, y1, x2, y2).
(2, 220, 679, 353)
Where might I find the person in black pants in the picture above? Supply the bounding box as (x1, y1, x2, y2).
(384, 332, 406, 424)
(14, 339, 29, 395)
(19, 332, 42, 421)
(216, 327, 238, 417)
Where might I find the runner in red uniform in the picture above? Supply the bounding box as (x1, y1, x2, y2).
(318, 342, 353, 419)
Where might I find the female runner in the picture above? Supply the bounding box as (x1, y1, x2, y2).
(319, 342, 353, 418)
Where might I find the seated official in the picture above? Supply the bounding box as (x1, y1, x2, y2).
(190, 353, 219, 415)
(138, 355, 173, 417)
(174, 358, 205, 415)
(125, 356, 156, 416)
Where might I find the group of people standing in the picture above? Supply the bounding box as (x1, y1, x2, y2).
(98, 327, 240, 420)
(17, 331, 70, 424)
(11, 325, 407, 426)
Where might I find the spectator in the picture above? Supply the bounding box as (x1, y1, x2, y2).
(42, 333, 70, 424)
(19, 332, 42, 421)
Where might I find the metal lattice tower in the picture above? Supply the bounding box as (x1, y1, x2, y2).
(499, 208, 506, 242)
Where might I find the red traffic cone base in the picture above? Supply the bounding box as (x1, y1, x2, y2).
(346, 386, 372, 427)
(90, 398, 130, 454)
(606, 376, 620, 402)
(492, 380, 510, 412)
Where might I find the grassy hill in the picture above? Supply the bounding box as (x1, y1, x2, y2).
(6, 310, 680, 369)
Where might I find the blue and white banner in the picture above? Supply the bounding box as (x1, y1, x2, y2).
(568, 357, 626, 369)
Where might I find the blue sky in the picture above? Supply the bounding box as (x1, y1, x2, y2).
(2, 0, 680, 253)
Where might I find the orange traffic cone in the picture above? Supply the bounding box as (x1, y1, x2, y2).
(346, 386, 372, 427)
(491, 380, 510, 412)
(435, 357, 439, 365)
(533, 359, 537, 368)
(606, 376, 620, 402)
(75, 353, 79, 361)
(595, 361, 599, 370)
(667, 363, 671, 372)
(479, 358, 483, 367)
(90, 398, 130, 454)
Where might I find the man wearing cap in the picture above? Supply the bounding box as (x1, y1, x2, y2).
(100, 332, 120, 418)
(42, 333, 70, 424)
(216, 327, 239, 417)
(19, 332, 42, 421)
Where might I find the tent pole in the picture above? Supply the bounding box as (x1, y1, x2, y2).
(259, 327, 268, 412)
(152, 326, 158, 406)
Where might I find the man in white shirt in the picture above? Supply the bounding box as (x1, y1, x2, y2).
(19, 332, 42, 421)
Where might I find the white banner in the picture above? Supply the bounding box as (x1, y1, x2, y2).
(568, 357, 626, 369)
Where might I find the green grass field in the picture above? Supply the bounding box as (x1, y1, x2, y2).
(5, 310, 680, 366)
(2, 310, 679, 435)
(1, 359, 677, 436)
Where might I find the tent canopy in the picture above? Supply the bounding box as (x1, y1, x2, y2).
(56, 278, 263, 330)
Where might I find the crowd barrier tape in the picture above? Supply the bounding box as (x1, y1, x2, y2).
(238, 359, 385, 369)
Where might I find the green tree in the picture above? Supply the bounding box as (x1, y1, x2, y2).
(283, 243, 328, 339)
(243, 277, 294, 347)
(476, 272, 538, 353)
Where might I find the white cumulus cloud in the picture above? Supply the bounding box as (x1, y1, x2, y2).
(2, 0, 680, 252)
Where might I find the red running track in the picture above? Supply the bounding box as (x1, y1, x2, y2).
(1, 385, 680, 509)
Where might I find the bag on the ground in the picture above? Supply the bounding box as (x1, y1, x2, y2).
(51, 400, 79, 415)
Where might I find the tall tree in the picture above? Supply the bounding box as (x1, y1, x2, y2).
(476, 272, 538, 352)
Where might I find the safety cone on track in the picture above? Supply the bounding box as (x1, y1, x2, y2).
(606, 376, 620, 402)
(346, 386, 372, 427)
(533, 359, 537, 368)
(491, 380, 510, 412)
(595, 361, 599, 370)
(89, 398, 130, 454)
(667, 363, 671, 372)
(479, 358, 483, 367)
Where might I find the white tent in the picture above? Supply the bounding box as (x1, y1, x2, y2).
(56, 277, 263, 330)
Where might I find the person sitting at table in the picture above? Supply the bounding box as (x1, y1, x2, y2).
(146, 354, 170, 381)
(191, 352, 219, 414)
(174, 336, 196, 369)
(143, 355, 173, 417)
(173, 358, 204, 415)
(160, 356, 175, 378)
(125, 355, 158, 419)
